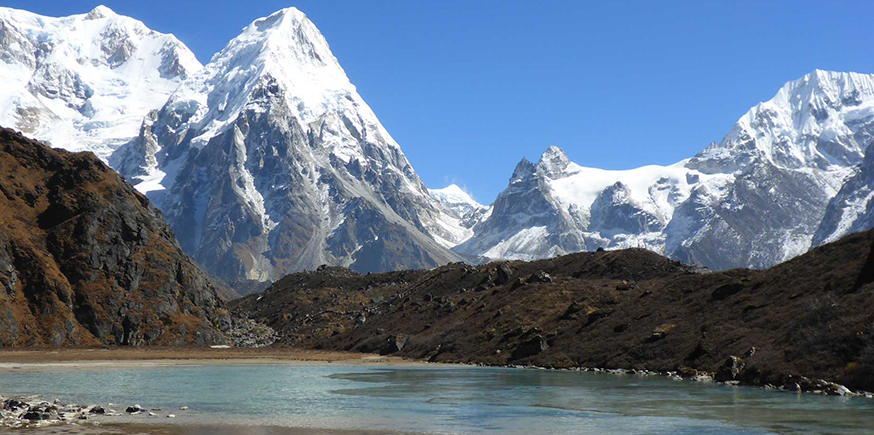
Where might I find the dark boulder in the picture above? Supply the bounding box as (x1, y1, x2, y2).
(584, 309, 611, 327)
(22, 411, 52, 421)
(528, 271, 553, 284)
(510, 277, 527, 289)
(715, 356, 745, 382)
(4, 399, 28, 411)
(380, 335, 409, 355)
(711, 283, 745, 301)
(645, 323, 675, 343)
(495, 264, 513, 285)
(560, 301, 586, 320)
(511, 334, 548, 360)
(616, 280, 637, 291)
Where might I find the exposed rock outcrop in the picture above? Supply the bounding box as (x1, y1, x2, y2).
(0, 128, 225, 346)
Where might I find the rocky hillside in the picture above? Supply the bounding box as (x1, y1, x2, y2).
(0, 128, 227, 346)
(233, 228, 874, 392)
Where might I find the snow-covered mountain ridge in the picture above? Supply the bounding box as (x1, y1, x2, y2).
(0, 5, 201, 159)
(3, 5, 874, 275)
(451, 70, 874, 270)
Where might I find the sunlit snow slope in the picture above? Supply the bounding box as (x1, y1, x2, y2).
(0, 5, 201, 159)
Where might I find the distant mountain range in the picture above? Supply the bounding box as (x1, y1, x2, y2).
(455, 70, 874, 269)
(2, 5, 874, 283)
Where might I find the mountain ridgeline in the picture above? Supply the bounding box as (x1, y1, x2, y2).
(454, 71, 874, 270)
(2, 5, 874, 283)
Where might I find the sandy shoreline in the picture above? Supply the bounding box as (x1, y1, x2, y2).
(0, 347, 441, 373)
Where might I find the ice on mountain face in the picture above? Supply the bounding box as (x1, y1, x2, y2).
(456, 146, 715, 261)
(113, 7, 462, 282)
(0, 6, 202, 160)
(481, 226, 557, 261)
(459, 70, 874, 271)
(427, 184, 488, 248)
(589, 182, 666, 234)
(688, 70, 874, 175)
(429, 184, 485, 218)
(814, 144, 874, 245)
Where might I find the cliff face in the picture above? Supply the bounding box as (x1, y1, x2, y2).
(0, 128, 226, 346)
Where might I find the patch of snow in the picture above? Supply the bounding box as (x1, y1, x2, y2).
(429, 184, 484, 211)
(825, 189, 874, 244)
(482, 226, 551, 261)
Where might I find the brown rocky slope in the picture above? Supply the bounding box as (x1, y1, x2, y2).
(232, 229, 874, 392)
(0, 128, 228, 346)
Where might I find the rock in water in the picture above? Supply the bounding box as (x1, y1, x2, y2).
(0, 128, 226, 347)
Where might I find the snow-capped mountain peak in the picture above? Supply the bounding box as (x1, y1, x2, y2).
(0, 6, 202, 159)
(690, 70, 874, 173)
(85, 5, 116, 20)
(510, 158, 537, 183)
(429, 184, 485, 213)
(537, 145, 571, 179)
(111, 7, 461, 282)
(156, 6, 398, 159)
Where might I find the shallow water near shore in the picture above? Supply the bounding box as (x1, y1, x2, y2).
(1, 363, 872, 434)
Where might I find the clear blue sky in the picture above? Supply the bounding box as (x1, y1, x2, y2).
(14, 1, 874, 203)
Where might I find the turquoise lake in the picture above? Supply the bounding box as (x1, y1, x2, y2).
(1, 364, 872, 434)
